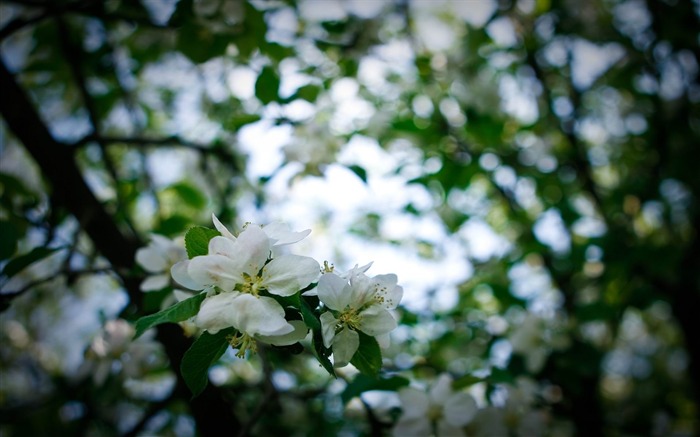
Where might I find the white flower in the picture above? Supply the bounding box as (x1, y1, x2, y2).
(84, 319, 162, 385)
(317, 265, 402, 367)
(174, 222, 319, 356)
(212, 214, 311, 247)
(135, 234, 187, 292)
(393, 374, 477, 437)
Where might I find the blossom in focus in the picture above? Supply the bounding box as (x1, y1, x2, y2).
(318, 264, 403, 367)
(173, 218, 319, 356)
(135, 234, 187, 292)
(393, 373, 477, 437)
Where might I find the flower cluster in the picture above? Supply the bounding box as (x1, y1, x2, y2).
(393, 373, 477, 437)
(136, 215, 403, 369)
(316, 263, 402, 367)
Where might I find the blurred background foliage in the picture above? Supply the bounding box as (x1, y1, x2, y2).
(0, 0, 699, 436)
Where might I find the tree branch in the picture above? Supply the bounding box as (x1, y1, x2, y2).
(0, 58, 240, 436)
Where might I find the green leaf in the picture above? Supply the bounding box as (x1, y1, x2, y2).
(156, 215, 191, 236)
(453, 374, 485, 390)
(1, 246, 63, 280)
(350, 331, 382, 377)
(181, 328, 234, 397)
(0, 220, 20, 261)
(134, 293, 206, 338)
(168, 182, 207, 209)
(300, 297, 335, 377)
(341, 374, 409, 404)
(348, 165, 367, 183)
(185, 226, 220, 259)
(255, 66, 280, 104)
(293, 84, 321, 103)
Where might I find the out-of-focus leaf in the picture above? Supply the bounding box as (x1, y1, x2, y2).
(181, 328, 234, 397)
(341, 374, 409, 404)
(156, 215, 191, 236)
(177, 22, 230, 64)
(1, 247, 63, 280)
(348, 165, 367, 183)
(293, 84, 321, 103)
(168, 182, 207, 209)
(255, 66, 280, 104)
(134, 293, 206, 338)
(0, 220, 20, 261)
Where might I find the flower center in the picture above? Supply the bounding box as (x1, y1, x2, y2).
(338, 307, 361, 329)
(322, 261, 335, 273)
(240, 272, 264, 296)
(427, 403, 443, 422)
(227, 332, 258, 358)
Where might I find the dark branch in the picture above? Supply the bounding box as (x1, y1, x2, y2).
(0, 58, 241, 436)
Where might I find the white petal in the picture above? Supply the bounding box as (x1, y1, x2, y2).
(212, 213, 236, 240)
(397, 387, 430, 418)
(195, 293, 292, 336)
(257, 320, 308, 346)
(392, 416, 432, 437)
(173, 289, 194, 302)
(444, 392, 477, 427)
(194, 292, 243, 334)
(208, 235, 238, 258)
(436, 420, 466, 437)
(375, 332, 391, 349)
(320, 311, 338, 348)
(371, 274, 403, 310)
(429, 373, 454, 404)
(332, 327, 359, 368)
(140, 274, 170, 291)
(233, 226, 271, 276)
(262, 255, 320, 296)
(136, 246, 167, 272)
(227, 294, 293, 337)
(171, 260, 204, 290)
(357, 305, 397, 336)
(340, 262, 373, 278)
(317, 273, 351, 311)
(188, 254, 243, 291)
(263, 222, 311, 246)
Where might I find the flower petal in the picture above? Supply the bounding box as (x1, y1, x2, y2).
(436, 419, 466, 437)
(136, 246, 167, 272)
(195, 293, 292, 337)
(375, 332, 391, 349)
(208, 235, 238, 258)
(429, 373, 453, 404)
(257, 320, 308, 346)
(188, 254, 243, 291)
(228, 294, 293, 337)
(233, 225, 271, 276)
(332, 327, 359, 368)
(371, 274, 403, 310)
(444, 392, 477, 427)
(317, 273, 351, 311)
(171, 260, 205, 290)
(262, 222, 311, 246)
(320, 311, 338, 348)
(194, 292, 243, 334)
(212, 213, 236, 240)
(140, 273, 169, 292)
(262, 255, 320, 296)
(357, 305, 397, 336)
(397, 387, 430, 418)
(392, 416, 431, 437)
